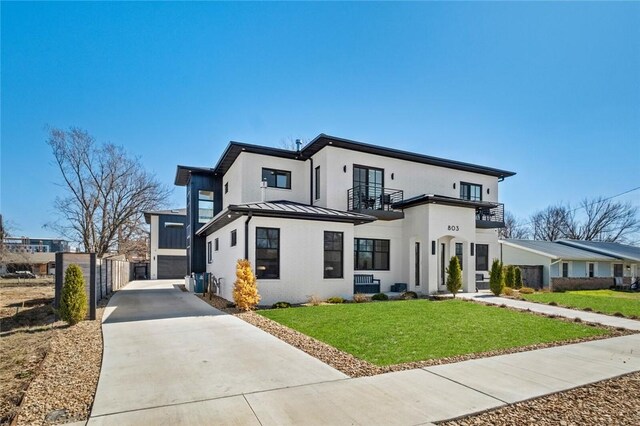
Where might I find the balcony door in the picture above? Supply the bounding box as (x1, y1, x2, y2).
(353, 166, 384, 209)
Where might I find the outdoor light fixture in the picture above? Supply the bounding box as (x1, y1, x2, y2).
(487, 188, 490, 194)
(453, 183, 456, 189)
(391, 173, 395, 180)
(343, 165, 347, 172)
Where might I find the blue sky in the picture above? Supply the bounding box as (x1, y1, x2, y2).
(2, 2, 639, 239)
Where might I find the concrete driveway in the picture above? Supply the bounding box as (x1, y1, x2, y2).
(88, 280, 347, 424)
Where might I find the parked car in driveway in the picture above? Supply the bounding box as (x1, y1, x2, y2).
(2, 271, 37, 279)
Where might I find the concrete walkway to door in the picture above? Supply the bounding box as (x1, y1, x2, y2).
(88, 280, 640, 425)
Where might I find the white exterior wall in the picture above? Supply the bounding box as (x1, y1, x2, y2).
(206, 218, 245, 302)
(500, 243, 553, 286)
(149, 215, 187, 280)
(475, 228, 500, 278)
(317, 146, 500, 211)
(224, 152, 309, 208)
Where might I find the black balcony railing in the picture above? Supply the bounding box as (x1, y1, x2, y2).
(475, 202, 505, 228)
(348, 185, 404, 212)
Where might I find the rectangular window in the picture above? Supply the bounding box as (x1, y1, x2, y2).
(256, 227, 280, 279)
(224, 182, 228, 194)
(198, 190, 214, 223)
(476, 244, 489, 271)
(262, 168, 291, 189)
(588, 263, 595, 278)
(324, 232, 343, 278)
(231, 229, 237, 247)
(354, 238, 390, 270)
(460, 182, 482, 201)
(214, 238, 219, 251)
(455, 242, 463, 270)
(562, 262, 569, 277)
(315, 166, 320, 200)
(207, 241, 212, 264)
(353, 165, 384, 210)
(613, 263, 623, 277)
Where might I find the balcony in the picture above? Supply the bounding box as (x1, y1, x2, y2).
(347, 185, 404, 220)
(475, 202, 505, 228)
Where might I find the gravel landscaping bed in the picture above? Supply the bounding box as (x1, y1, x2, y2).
(199, 295, 633, 378)
(440, 371, 640, 426)
(13, 298, 110, 425)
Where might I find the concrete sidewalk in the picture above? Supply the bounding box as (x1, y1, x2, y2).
(456, 291, 640, 331)
(87, 282, 640, 425)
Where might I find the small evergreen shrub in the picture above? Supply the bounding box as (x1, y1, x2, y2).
(353, 293, 370, 303)
(326, 297, 345, 304)
(519, 286, 535, 294)
(504, 265, 516, 289)
(513, 267, 523, 289)
(400, 291, 418, 299)
(446, 256, 462, 298)
(272, 301, 291, 309)
(372, 293, 389, 301)
(233, 259, 261, 311)
(489, 259, 504, 296)
(58, 264, 88, 325)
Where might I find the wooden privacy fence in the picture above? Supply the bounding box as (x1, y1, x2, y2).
(55, 253, 131, 320)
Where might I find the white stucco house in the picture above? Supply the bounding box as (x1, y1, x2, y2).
(175, 134, 515, 305)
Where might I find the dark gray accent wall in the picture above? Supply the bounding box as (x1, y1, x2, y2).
(157, 255, 188, 279)
(158, 214, 187, 249)
(186, 172, 221, 274)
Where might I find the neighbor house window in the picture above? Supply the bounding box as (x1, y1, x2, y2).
(455, 243, 463, 270)
(231, 229, 237, 247)
(613, 263, 623, 277)
(562, 262, 569, 277)
(354, 238, 389, 270)
(460, 182, 482, 201)
(324, 232, 343, 278)
(198, 190, 214, 223)
(262, 168, 291, 189)
(207, 241, 212, 264)
(315, 166, 321, 200)
(256, 227, 280, 279)
(476, 244, 489, 271)
(588, 263, 595, 278)
(214, 238, 219, 251)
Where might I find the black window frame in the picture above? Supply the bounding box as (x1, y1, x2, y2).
(231, 229, 237, 247)
(256, 227, 280, 279)
(562, 262, 569, 277)
(224, 182, 228, 194)
(315, 166, 320, 200)
(198, 190, 215, 223)
(324, 231, 343, 279)
(214, 238, 219, 251)
(262, 168, 291, 189)
(207, 241, 212, 264)
(455, 242, 463, 270)
(460, 182, 482, 202)
(588, 263, 595, 278)
(354, 238, 390, 271)
(476, 244, 489, 271)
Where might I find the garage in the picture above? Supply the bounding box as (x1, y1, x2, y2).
(157, 255, 187, 279)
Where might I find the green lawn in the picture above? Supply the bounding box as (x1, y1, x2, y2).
(258, 299, 610, 366)
(520, 290, 640, 318)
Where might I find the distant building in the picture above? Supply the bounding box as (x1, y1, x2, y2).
(3, 237, 70, 253)
(144, 209, 187, 279)
(1, 237, 71, 275)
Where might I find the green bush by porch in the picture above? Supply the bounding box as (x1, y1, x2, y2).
(259, 299, 609, 366)
(520, 290, 640, 318)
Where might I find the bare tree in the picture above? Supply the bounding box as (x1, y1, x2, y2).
(499, 211, 530, 239)
(530, 204, 572, 241)
(47, 127, 170, 258)
(565, 197, 640, 243)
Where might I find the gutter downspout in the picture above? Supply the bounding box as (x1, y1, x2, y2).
(244, 211, 253, 259)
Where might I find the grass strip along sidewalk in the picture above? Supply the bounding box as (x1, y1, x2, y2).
(259, 299, 611, 366)
(520, 290, 640, 318)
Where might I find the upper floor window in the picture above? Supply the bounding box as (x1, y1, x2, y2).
(262, 168, 291, 189)
(198, 190, 214, 223)
(315, 166, 320, 200)
(231, 229, 237, 247)
(460, 182, 482, 201)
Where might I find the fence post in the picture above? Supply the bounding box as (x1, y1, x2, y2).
(90, 253, 97, 320)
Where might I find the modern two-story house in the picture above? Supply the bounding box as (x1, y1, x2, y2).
(144, 209, 188, 279)
(174, 134, 515, 305)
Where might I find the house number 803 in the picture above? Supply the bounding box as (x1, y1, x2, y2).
(448, 225, 460, 231)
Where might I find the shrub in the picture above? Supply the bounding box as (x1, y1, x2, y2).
(503, 286, 514, 296)
(513, 267, 523, 289)
(504, 265, 516, 289)
(353, 293, 370, 303)
(326, 297, 345, 304)
(446, 256, 462, 298)
(272, 301, 291, 309)
(307, 295, 323, 306)
(371, 293, 389, 301)
(58, 264, 88, 325)
(400, 291, 418, 299)
(489, 259, 504, 296)
(519, 286, 535, 294)
(232, 259, 260, 311)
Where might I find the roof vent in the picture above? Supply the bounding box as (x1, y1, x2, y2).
(295, 139, 302, 152)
